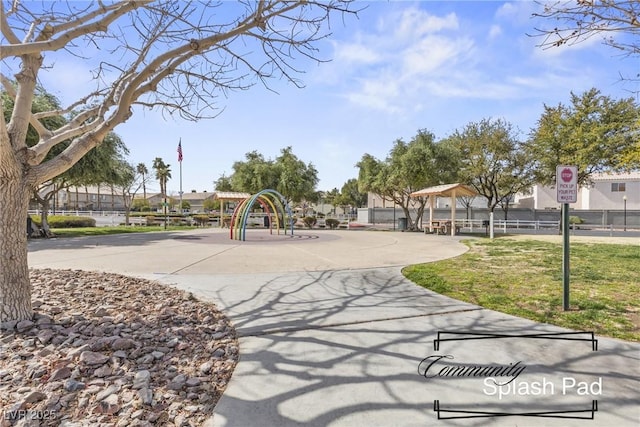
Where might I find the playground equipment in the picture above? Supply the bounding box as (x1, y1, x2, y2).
(230, 189, 294, 241)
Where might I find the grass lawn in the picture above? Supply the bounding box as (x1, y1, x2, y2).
(49, 225, 198, 237)
(403, 237, 640, 342)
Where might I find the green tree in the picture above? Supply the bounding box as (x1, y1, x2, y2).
(203, 198, 220, 212)
(446, 118, 533, 216)
(230, 151, 280, 193)
(526, 88, 640, 186)
(229, 147, 318, 203)
(324, 188, 341, 214)
(275, 147, 319, 204)
(110, 161, 139, 225)
(136, 163, 149, 199)
(1, 0, 357, 322)
(340, 178, 367, 209)
(357, 130, 459, 230)
(152, 158, 172, 199)
(4, 88, 129, 233)
(214, 174, 234, 192)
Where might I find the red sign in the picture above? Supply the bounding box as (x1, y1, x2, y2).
(556, 165, 578, 204)
(560, 168, 573, 183)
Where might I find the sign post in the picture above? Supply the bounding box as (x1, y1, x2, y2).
(556, 165, 578, 311)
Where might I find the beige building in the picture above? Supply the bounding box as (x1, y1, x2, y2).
(517, 172, 640, 210)
(34, 185, 130, 211)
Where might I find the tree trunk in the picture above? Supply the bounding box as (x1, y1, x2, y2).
(39, 198, 53, 237)
(0, 179, 33, 324)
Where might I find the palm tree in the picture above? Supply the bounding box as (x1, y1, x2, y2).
(152, 157, 172, 205)
(136, 163, 149, 199)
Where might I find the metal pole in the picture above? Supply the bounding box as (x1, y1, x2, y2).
(164, 197, 167, 230)
(179, 160, 183, 216)
(623, 196, 627, 231)
(489, 211, 494, 239)
(562, 203, 570, 311)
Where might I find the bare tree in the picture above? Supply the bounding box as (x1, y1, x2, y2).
(0, 0, 357, 323)
(532, 1, 640, 59)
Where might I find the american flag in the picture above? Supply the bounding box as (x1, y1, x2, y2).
(177, 140, 183, 162)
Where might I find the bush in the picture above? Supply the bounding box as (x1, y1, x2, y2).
(302, 216, 317, 229)
(568, 216, 584, 224)
(325, 218, 340, 230)
(193, 214, 209, 227)
(145, 216, 156, 226)
(44, 215, 96, 228)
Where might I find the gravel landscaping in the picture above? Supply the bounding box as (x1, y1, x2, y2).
(1, 269, 239, 426)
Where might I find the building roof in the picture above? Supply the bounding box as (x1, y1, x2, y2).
(591, 172, 640, 181)
(213, 191, 251, 200)
(410, 183, 477, 198)
(181, 192, 214, 200)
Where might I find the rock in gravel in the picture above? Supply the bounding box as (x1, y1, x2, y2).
(96, 384, 120, 402)
(24, 391, 47, 403)
(16, 319, 35, 332)
(79, 351, 109, 366)
(2, 269, 239, 426)
(64, 379, 86, 392)
(137, 387, 153, 406)
(50, 366, 73, 381)
(133, 370, 151, 389)
(112, 337, 136, 350)
(94, 393, 120, 415)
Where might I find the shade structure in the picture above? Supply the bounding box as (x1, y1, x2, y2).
(410, 183, 478, 236)
(410, 183, 477, 198)
(213, 191, 251, 228)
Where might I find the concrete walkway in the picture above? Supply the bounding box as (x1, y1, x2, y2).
(28, 228, 640, 427)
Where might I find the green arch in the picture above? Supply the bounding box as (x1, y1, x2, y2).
(230, 189, 293, 241)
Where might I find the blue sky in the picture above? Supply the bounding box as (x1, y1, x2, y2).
(38, 1, 639, 195)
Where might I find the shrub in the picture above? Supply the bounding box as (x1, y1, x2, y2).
(568, 216, 584, 224)
(46, 215, 96, 228)
(132, 198, 151, 212)
(193, 214, 209, 227)
(302, 216, 317, 229)
(145, 216, 156, 226)
(325, 218, 340, 229)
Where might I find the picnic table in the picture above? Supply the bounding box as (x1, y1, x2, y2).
(431, 220, 460, 235)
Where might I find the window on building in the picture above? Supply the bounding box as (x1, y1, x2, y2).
(611, 183, 626, 192)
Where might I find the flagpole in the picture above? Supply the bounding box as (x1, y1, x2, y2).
(178, 138, 183, 216)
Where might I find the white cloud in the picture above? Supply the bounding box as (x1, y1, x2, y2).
(401, 35, 474, 77)
(495, 2, 539, 23)
(334, 41, 380, 64)
(345, 77, 401, 114)
(393, 9, 459, 40)
(488, 24, 502, 39)
(323, 7, 475, 115)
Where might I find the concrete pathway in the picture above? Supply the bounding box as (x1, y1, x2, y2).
(28, 228, 640, 427)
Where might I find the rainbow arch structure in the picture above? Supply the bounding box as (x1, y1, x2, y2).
(230, 189, 294, 241)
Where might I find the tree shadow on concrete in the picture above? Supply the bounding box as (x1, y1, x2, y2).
(192, 268, 640, 426)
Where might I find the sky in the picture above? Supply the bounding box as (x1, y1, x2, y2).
(32, 1, 640, 195)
